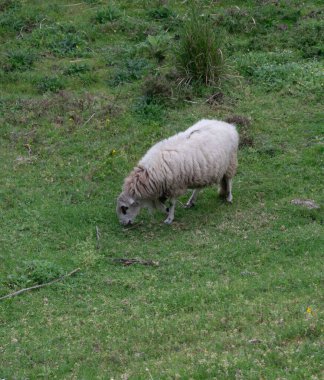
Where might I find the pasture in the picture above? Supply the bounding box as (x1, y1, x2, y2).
(0, 0, 323, 378)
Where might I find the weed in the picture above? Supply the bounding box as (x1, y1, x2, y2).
(251, 61, 323, 93)
(79, 71, 98, 86)
(0, 6, 45, 35)
(216, 7, 256, 34)
(2, 50, 36, 72)
(5, 260, 64, 288)
(133, 96, 165, 121)
(108, 58, 150, 86)
(175, 6, 225, 85)
(64, 63, 91, 76)
(234, 50, 297, 77)
(36, 76, 65, 93)
(293, 20, 324, 58)
(139, 33, 171, 62)
(94, 5, 121, 24)
(0, 0, 20, 12)
(148, 6, 174, 20)
(30, 23, 89, 57)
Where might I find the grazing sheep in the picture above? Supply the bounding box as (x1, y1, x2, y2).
(116, 119, 239, 225)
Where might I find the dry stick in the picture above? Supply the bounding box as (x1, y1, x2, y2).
(82, 113, 95, 128)
(63, 2, 84, 6)
(96, 226, 100, 250)
(0, 268, 80, 301)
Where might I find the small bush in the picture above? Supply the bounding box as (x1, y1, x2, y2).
(142, 74, 172, 103)
(175, 6, 224, 85)
(94, 5, 121, 24)
(36, 76, 65, 93)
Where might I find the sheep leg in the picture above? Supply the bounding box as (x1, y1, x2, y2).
(219, 176, 233, 203)
(185, 189, 200, 208)
(164, 198, 176, 224)
(226, 178, 233, 203)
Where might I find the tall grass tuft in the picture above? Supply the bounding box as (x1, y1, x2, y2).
(176, 6, 225, 86)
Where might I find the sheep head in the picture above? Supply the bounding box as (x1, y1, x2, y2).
(116, 192, 141, 226)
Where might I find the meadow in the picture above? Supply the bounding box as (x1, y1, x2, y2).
(0, 0, 323, 378)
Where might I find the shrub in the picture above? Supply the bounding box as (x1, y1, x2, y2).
(175, 6, 224, 85)
(142, 74, 172, 103)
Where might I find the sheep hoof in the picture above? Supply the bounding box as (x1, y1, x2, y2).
(226, 195, 233, 203)
(164, 217, 173, 224)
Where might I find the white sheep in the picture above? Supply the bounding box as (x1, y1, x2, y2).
(116, 119, 239, 225)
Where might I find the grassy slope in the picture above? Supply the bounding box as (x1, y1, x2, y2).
(0, 0, 323, 379)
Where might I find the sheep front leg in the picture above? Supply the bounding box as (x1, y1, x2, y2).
(185, 189, 200, 208)
(164, 198, 176, 224)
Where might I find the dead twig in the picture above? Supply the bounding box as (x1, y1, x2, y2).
(0, 268, 81, 301)
(96, 226, 100, 250)
(122, 221, 143, 231)
(39, 18, 47, 29)
(62, 2, 84, 6)
(112, 258, 159, 267)
(82, 113, 95, 128)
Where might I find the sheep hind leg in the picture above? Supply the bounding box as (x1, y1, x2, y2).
(185, 189, 200, 208)
(219, 176, 233, 203)
(164, 198, 176, 224)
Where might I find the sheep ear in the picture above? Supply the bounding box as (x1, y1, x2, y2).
(129, 198, 135, 205)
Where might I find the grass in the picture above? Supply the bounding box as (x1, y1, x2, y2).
(0, 0, 323, 379)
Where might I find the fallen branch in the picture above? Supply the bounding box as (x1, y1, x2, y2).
(112, 258, 159, 267)
(0, 268, 81, 301)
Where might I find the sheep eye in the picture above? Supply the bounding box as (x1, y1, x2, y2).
(121, 206, 128, 215)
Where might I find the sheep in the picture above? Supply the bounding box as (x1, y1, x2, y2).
(116, 119, 239, 225)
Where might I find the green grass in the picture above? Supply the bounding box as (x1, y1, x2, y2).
(0, 0, 323, 379)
